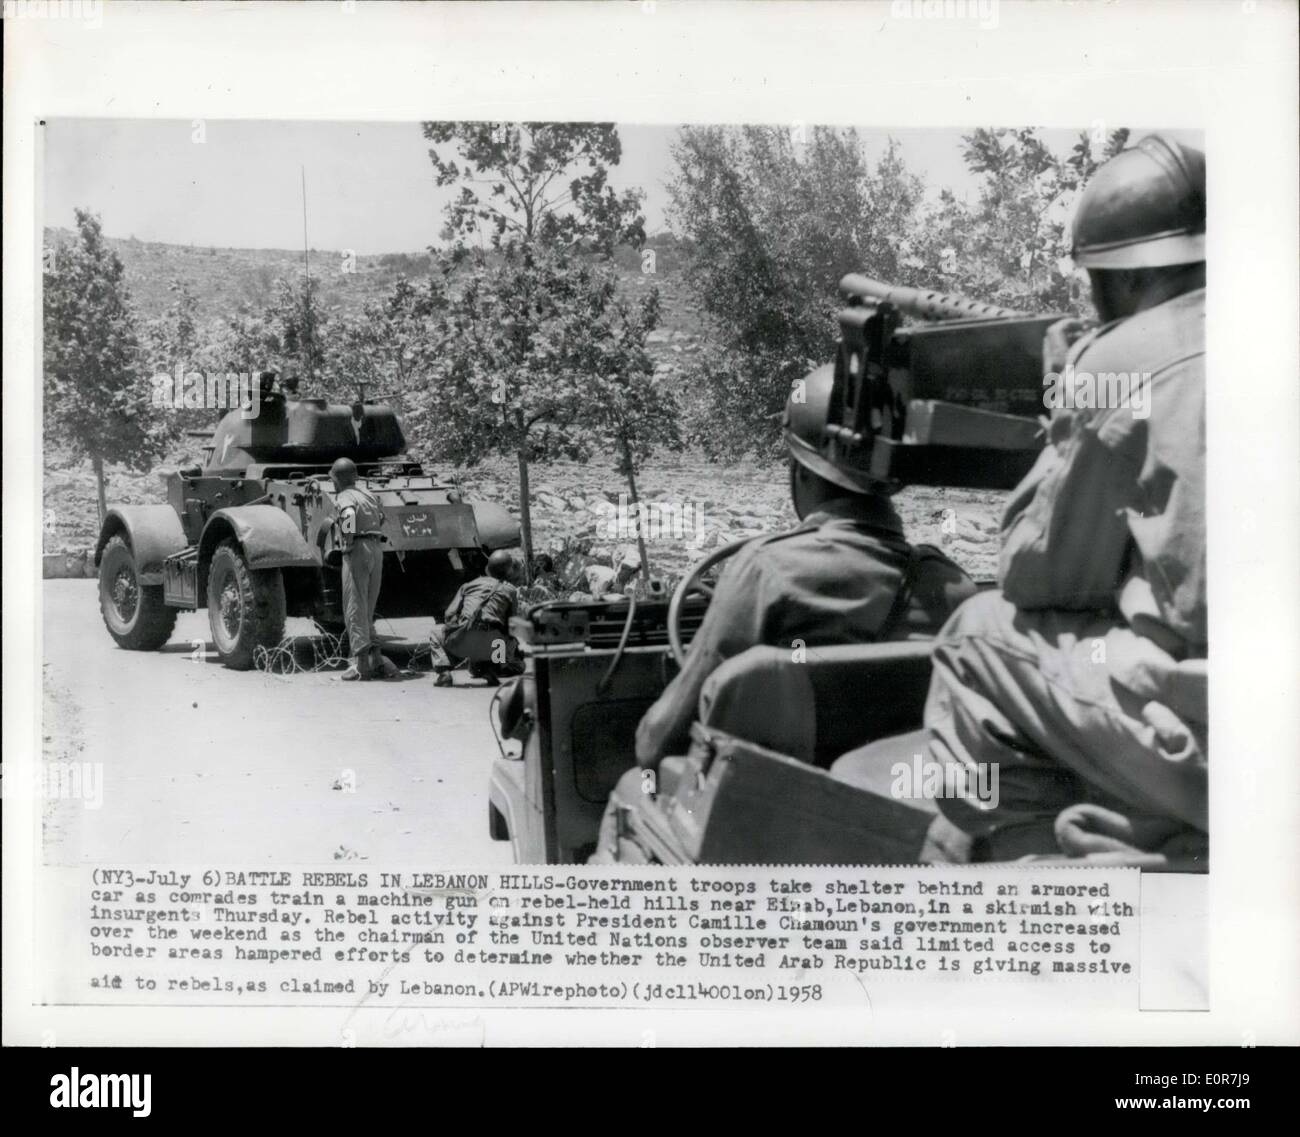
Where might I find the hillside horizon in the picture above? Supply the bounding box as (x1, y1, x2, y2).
(42, 225, 695, 329)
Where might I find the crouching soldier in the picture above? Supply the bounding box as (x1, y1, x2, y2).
(589, 364, 976, 862)
(331, 458, 399, 681)
(430, 550, 523, 688)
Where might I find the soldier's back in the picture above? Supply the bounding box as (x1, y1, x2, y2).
(734, 496, 974, 648)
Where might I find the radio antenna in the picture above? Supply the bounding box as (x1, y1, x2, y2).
(301, 166, 310, 283)
(301, 166, 312, 380)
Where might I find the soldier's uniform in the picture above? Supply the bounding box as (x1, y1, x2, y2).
(334, 484, 387, 677)
(588, 344, 976, 865)
(429, 573, 522, 682)
(635, 494, 976, 765)
(919, 287, 1207, 858)
(831, 134, 1209, 866)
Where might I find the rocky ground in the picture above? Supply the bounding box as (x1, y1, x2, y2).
(43, 450, 1004, 583)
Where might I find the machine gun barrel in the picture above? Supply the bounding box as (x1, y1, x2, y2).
(839, 274, 1027, 322)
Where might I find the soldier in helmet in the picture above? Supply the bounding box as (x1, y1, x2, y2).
(836, 135, 1208, 866)
(586, 366, 975, 862)
(635, 363, 976, 768)
(429, 549, 523, 687)
(330, 457, 399, 681)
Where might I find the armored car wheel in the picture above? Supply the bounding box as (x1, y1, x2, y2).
(98, 534, 179, 651)
(206, 540, 286, 670)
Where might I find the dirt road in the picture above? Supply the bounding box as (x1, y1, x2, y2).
(40, 581, 513, 867)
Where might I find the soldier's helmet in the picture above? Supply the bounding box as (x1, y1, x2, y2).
(487, 550, 515, 580)
(1071, 134, 1205, 269)
(330, 457, 358, 487)
(783, 363, 884, 495)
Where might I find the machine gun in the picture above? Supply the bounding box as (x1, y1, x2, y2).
(824, 275, 1069, 490)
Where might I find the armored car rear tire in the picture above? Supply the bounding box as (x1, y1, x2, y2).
(206, 541, 286, 670)
(99, 535, 179, 651)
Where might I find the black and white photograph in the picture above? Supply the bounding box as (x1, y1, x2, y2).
(4, 0, 1298, 1084)
(37, 116, 1211, 872)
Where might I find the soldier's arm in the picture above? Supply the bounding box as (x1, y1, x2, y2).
(1001, 323, 1097, 530)
(634, 549, 767, 768)
(1119, 360, 1207, 650)
(443, 584, 467, 625)
(998, 411, 1139, 611)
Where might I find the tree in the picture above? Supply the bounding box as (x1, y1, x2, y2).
(268, 274, 326, 386)
(419, 122, 651, 574)
(667, 126, 926, 458)
(327, 277, 440, 409)
(909, 126, 1131, 314)
(423, 122, 645, 253)
(583, 286, 679, 579)
(415, 251, 678, 574)
(207, 273, 332, 391)
(668, 125, 1133, 458)
(44, 209, 164, 522)
(140, 279, 220, 441)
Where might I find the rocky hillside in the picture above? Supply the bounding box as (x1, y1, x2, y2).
(453, 456, 1002, 581)
(42, 227, 705, 338)
(44, 445, 1003, 584)
(41, 230, 1004, 581)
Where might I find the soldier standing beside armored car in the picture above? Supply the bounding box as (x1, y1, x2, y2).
(330, 457, 399, 681)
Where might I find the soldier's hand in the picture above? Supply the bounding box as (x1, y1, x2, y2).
(1042, 317, 1090, 376)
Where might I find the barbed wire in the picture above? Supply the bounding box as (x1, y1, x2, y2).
(252, 616, 439, 680)
(253, 626, 350, 679)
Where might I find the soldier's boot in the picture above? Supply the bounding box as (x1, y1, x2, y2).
(341, 651, 374, 682)
(432, 670, 453, 688)
(468, 660, 501, 686)
(371, 647, 400, 679)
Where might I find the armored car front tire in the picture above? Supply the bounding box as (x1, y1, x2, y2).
(98, 534, 179, 651)
(206, 540, 286, 670)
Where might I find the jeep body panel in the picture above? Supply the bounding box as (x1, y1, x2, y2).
(490, 598, 708, 863)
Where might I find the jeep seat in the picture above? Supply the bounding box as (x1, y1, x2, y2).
(694, 640, 934, 769)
